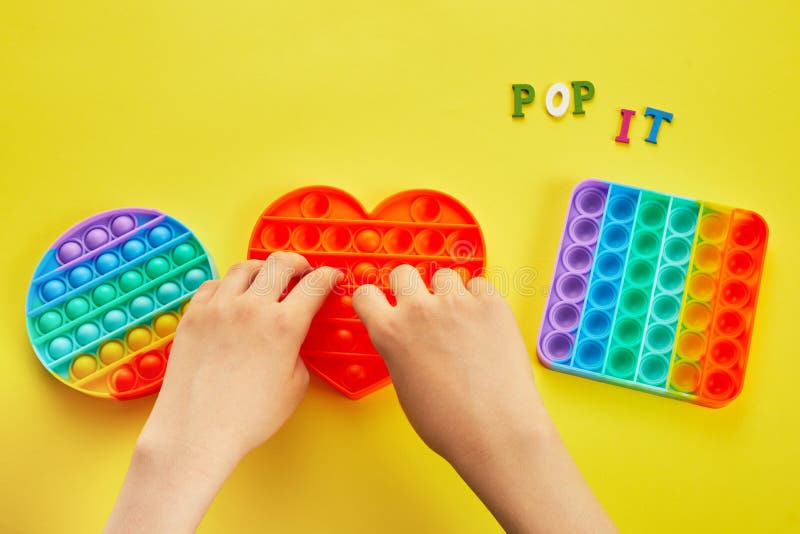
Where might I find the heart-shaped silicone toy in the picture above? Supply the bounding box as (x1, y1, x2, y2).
(248, 187, 486, 399)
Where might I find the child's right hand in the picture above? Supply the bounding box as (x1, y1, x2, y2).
(353, 265, 617, 533)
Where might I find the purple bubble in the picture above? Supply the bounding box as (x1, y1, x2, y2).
(575, 188, 606, 217)
(110, 215, 136, 237)
(542, 332, 574, 362)
(549, 302, 581, 331)
(562, 244, 593, 273)
(57, 240, 83, 264)
(84, 227, 109, 250)
(569, 217, 599, 245)
(556, 274, 587, 302)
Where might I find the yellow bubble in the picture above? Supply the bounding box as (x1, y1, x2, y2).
(688, 274, 715, 301)
(694, 244, 721, 272)
(677, 331, 706, 361)
(127, 327, 153, 351)
(684, 302, 712, 330)
(99, 341, 125, 364)
(154, 313, 179, 337)
(71, 354, 98, 379)
(181, 300, 190, 315)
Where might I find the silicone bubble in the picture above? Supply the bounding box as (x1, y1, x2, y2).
(619, 289, 648, 315)
(322, 226, 353, 252)
(58, 240, 83, 264)
(84, 227, 109, 250)
(607, 195, 636, 223)
(41, 279, 67, 301)
(410, 196, 443, 223)
(569, 217, 600, 245)
(694, 244, 722, 272)
(613, 317, 643, 346)
(137, 353, 165, 380)
(645, 324, 674, 353)
(542, 332, 574, 362)
(574, 340, 605, 371)
(710, 338, 741, 368)
(65, 297, 90, 320)
(595, 252, 623, 280)
(27, 208, 214, 399)
(110, 215, 136, 237)
(588, 281, 617, 309)
(601, 224, 629, 251)
(247, 187, 485, 399)
(726, 250, 755, 278)
(677, 331, 705, 361)
(583, 310, 611, 338)
(147, 226, 173, 248)
(562, 244, 593, 273)
(627, 260, 655, 287)
(684, 301, 712, 330)
(260, 224, 291, 250)
(549, 302, 581, 331)
(671, 361, 700, 393)
(575, 187, 606, 216)
(657, 265, 685, 294)
(699, 213, 728, 243)
(721, 279, 750, 307)
(703, 369, 736, 400)
(383, 228, 414, 255)
(414, 229, 446, 256)
(95, 252, 120, 275)
(300, 192, 332, 218)
(121, 239, 146, 261)
(353, 228, 382, 253)
(631, 231, 660, 258)
(637, 201, 667, 229)
(668, 207, 698, 236)
(717, 309, 745, 336)
(68, 266, 94, 288)
(555, 274, 587, 302)
(638, 354, 669, 385)
(606, 347, 636, 379)
(731, 218, 766, 249)
(664, 237, 692, 264)
(145, 257, 170, 279)
(71, 354, 97, 379)
(652, 294, 681, 323)
(688, 273, 716, 301)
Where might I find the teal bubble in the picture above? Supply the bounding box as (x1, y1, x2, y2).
(37, 311, 63, 334)
(65, 297, 90, 320)
(173, 243, 196, 265)
(631, 231, 660, 259)
(119, 270, 144, 293)
(68, 266, 94, 287)
(653, 295, 681, 322)
(639, 354, 669, 385)
(48, 336, 73, 359)
(627, 260, 654, 286)
(613, 317, 643, 346)
(145, 257, 170, 279)
(41, 279, 67, 301)
(103, 309, 128, 331)
(121, 239, 146, 261)
(607, 347, 636, 379)
(646, 324, 674, 353)
(148, 225, 173, 248)
(95, 252, 120, 274)
(92, 284, 117, 306)
(637, 201, 667, 229)
(130, 295, 154, 317)
(156, 282, 182, 304)
(75, 323, 100, 345)
(183, 268, 208, 291)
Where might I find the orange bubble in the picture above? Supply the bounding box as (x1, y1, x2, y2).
(671, 361, 700, 393)
(260, 223, 291, 250)
(321, 226, 353, 252)
(291, 225, 321, 251)
(354, 229, 381, 252)
(677, 331, 706, 361)
(110, 366, 136, 393)
(721, 280, 750, 307)
(684, 302, 712, 330)
(300, 192, 331, 218)
(694, 244, 721, 272)
(329, 328, 356, 352)
(699, 213, 728, 242)
(688, 274, 716, 301)
(353, 262, 379, 284)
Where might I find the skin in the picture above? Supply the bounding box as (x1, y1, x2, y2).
(105, 253, 616, 533)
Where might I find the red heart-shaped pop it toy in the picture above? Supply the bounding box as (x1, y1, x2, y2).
(248, 187, 486, 399)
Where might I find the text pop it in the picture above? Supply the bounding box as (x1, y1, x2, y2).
(538, 180, 768, 408)
(248, 187, 486, 399)
(26, 208, 216, 399)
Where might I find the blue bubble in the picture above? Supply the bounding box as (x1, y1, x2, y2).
(156, 282, 182, 304)
(95, 252, 120, 274)
(75, 323, 101, 345)
(148, 226, 173, 248)
(121, 239, 146, 261)
(41, 279, 67, 301)
(48, 336, 73, 359)
(183, 268, 208, 291)
(103, 309, 128, 331)
(68, 265, 94, 287)
(130, 295, 155, 318)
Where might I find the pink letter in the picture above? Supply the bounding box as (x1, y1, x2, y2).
(615, 109, 636, 144)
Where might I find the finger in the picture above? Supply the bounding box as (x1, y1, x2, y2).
(466, 276, 497, 297)
(352, 284, 392, 331)
(431, 268, 467, 296)
(247, 252, 311, 301)
(213, 260, 264, 301)
(389, 264, 429, 303)
(186, 279, 220, 309)
(283, 266, 344, 319)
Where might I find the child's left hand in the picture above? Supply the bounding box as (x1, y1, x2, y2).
(105, 252, 341, 534)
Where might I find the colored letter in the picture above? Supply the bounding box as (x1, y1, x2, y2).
(615, 109, 636, 144)
(545, 82, 570, 118)
(571, 81, 595, 115)
(644, 107, 674, 144)
(512, 84, 535, 117)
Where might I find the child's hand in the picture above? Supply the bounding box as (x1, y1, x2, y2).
(353, 265, 616, 533)
(106, 253, 341, 533)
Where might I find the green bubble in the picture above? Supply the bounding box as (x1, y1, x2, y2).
(65, 297, 90, 320)
(37, 311, 63, 334)
(92, 284, 117, 306)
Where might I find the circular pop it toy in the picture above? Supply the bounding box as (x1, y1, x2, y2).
(26, 208, 216, 399)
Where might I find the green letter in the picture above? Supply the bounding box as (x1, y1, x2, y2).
(570, 81, 595, 115)
(512, 84, 535, 117)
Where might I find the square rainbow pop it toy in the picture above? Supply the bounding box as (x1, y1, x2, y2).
(248, 187, 486, 399)
(26, 208, 215, 399)
(537, 180, 768, 408)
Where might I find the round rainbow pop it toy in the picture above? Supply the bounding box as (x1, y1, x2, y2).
(26, 208, 216, 399)
(248, 186, 486, 399)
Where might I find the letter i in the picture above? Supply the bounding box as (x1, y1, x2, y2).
(615, 109, 636, 144)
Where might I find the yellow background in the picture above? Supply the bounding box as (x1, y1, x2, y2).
(1, 1, 798, 532)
